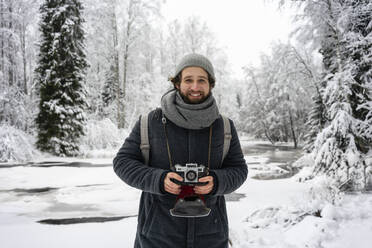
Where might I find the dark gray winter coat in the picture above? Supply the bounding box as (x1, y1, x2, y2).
(113, 109, 247, 248)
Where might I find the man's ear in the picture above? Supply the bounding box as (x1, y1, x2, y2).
(175, 83, 180, 90)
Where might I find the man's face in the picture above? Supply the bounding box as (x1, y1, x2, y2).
(176, 67, 212, 104)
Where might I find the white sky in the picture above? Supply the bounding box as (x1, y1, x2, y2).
(162, 0, 296, 77)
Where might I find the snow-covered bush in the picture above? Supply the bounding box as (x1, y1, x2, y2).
(0, 125, 39, 162)
(242, 175, 343, 234)
(292, 153, 314, 169)
(292, 153, 315, 182)
(244, 206, 312, 229)
(294, 175, 343, 216)
(79, 118, 128, 154)
(243, 174, 341, 230)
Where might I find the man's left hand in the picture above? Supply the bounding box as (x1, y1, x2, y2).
(194, 176, 214, 195)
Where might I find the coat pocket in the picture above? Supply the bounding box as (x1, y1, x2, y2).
(195, 207, 224, 236)
(142, 201, 187, 238)
(141, 202, 157, 236)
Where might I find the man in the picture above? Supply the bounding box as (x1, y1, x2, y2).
(113, 53, 247, 248)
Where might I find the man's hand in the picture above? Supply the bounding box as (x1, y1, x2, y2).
(194, 176, 214, 195)
(164, 172, 183, 195)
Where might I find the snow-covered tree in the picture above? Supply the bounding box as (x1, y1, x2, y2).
(184, 16, 208, 54)
(0, 0, 40, 92)
(303, 87, 327, 153)
(83, 0, 163, 128)
(35, 0, 88, 156)
(0, 0, 40, 133)
(288, 0, 372, 190)
(84, 0, 120, 121)
(312, 65, 367, 190)
(241, 42, 317, 148)
(342, 0, 372, 153)
(116, 0, 161, 128)
(165, 20, 185, 74)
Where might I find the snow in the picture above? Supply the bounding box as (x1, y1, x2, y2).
(284, 194, 372, 248)
(284, 216, 338, 247)
(0, 219, 137, 248)
(1, 153, 372, 248)
(227, 177, 372, 248)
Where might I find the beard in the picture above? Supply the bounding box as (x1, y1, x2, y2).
(178, 89, 212, 104)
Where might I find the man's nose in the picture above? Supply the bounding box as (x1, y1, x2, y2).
(190, 81, 199, 90)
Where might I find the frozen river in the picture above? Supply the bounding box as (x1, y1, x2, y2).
(0, 140, 311, 248)
(0, 140, 303, 225)
(1, 141, 371, 248)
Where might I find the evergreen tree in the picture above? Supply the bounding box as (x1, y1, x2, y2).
(35, 0, 87, 156)
(100, 59, 122, 120)
(313, 64, 367, 190)
(102, 63, 117, 107)
(290, 0, 372, 190)
(303, 86, 327, 153)
(342, 0, 372, 153)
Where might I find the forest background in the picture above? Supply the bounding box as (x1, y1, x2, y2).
(0, 0, 371, 191)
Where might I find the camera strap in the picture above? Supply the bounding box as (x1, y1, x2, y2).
(162, 116, 175, 171)
(162, 115, 213, 174)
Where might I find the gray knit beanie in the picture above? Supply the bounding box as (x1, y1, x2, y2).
(174, 53, 215, 82)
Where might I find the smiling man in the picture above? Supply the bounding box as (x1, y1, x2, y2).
(113, 53, 247, 248)
(174, 66, 211, 104)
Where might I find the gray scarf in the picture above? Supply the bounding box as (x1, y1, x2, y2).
(161, 89, 220, 130)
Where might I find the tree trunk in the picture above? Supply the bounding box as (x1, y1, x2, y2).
(282, 121, 289, 142)
(121, 44, 128, 128)
(288, 108, 297, 149)
(111, 3, 121, 129)
(21, 21, 27, 94)
(248, 69, 274, 144)
(0, 0, 4, 75)
(159, 32, 165, 75)
(8, 3, 14, 86)
(120, 0, 135, 129)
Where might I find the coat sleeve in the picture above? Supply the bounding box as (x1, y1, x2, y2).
(211, 119, 248, 195)
(113, 118, 167, 195)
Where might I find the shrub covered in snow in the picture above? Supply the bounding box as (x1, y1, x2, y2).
(292, 153, 314, 169)
(292, 153, 315, 182)
(0, 125, 39, 162)
(295, 175, 344, 216)
(79, 118, 128, 157)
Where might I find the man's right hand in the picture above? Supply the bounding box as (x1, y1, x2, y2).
(164, 172, 183, 195)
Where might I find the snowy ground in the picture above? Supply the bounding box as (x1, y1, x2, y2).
(1, 140, 372, 248)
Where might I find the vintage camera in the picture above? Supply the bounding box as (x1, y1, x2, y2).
(170, 163, 211, 217)
(174, 163, 207, 184)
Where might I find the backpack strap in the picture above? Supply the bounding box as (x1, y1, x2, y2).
(140, 114, 150, 165)
(221, 115, 232, 164)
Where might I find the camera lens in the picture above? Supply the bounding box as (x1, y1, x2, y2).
(186, 171, 197, 181)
